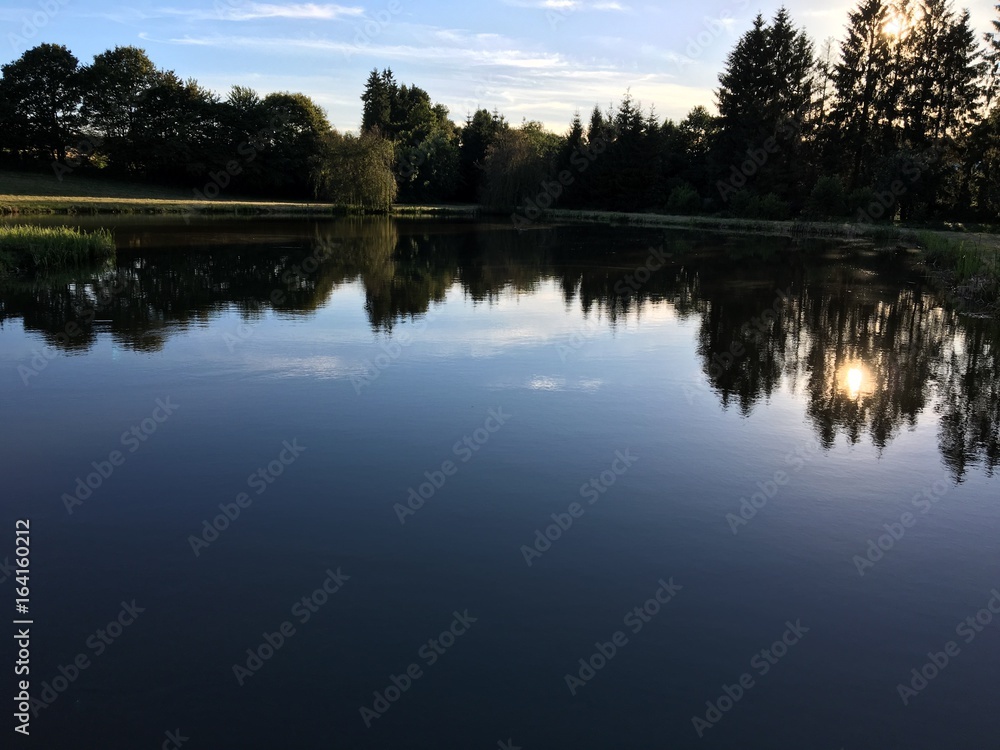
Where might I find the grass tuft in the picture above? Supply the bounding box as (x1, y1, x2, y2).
(917, 231, 1000, 310)
(0, 225, 116, 277)
(919, 231, 999, 280)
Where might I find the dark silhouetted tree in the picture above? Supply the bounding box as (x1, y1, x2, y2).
(0, 44, 82, 163)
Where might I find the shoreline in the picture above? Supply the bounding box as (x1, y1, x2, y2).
(0, 193, 974, 245)
(0, 196, 481, 219)
(1, 193, 996, 314)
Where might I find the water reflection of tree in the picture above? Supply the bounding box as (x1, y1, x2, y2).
(936, 321, 1000, 480)
(2, 221, 998, 480)
(688, 252, 998, 481)
(357, 223, 452, 332)
(795, 282, 938, 451)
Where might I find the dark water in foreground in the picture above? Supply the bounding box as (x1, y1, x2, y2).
(1, 218, 998, 749)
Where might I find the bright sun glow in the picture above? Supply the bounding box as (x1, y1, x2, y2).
(847, 367, 864, 397)
(838, 362, 874, 400)
(884, 7, 922, 37)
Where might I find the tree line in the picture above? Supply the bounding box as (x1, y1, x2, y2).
(0, 45, 397, 209)
(4, 0, 1000, 220)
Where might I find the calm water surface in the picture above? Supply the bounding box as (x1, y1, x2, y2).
(1, 218, 998, 749)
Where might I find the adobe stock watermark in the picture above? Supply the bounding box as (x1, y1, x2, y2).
(851, 476, 950, 576)
(343, 0, 402, 59)
(182, 111, 293, 223)
(232, 567, 350, 686)
(7, 0, 70, 50)
(18, 272, 132, 386)
(855, 146, 939, 223)
(716, 118, 802, 202)
(674, 1, 749, 70)
(545, 1, 575, 30)
(556, 245, 670, 361)
(511, 136, 607, 228)
(51, 88, 147, 179)
(222, 317, 263, 353)
(188, 439, 307, 555)
(725, 439, 822, 534)
(683, 287, 793, 403)
(394, 408, 512, 524)
(61, 398, 180, 514)
(398, 137, 432, 183)
(563, 577, 682, 695)
(555, 313, 604, 362)
(691, 619, 809, 737)
(612, 245, 671, 296)
(359, 609, 478, 727)
(521, 449, 637, 566)
(160, 730, 189, 750)
(895, 588, 1000, 705)
(352, 307, 441, 394)
(223, 237, 343, 352)
(455, 74, 504, 120)
(51, 135, 101, 181)
(212, 0, 242, 18)
(0, 556, 14, 584)
(25, 600, 144, 718)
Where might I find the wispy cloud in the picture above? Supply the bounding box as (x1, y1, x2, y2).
(104, 3, 364, 23)
(140, 19, 710, 130)
(448, 68, 708, 128)
(215, 3, 365, 21)
(143, 31, 568, 70)
(502, 0, 629, 11)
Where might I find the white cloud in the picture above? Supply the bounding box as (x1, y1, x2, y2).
(502, 0, 629, 10)
(219, 3, 365, 21)
(109, 2, 364, 23)
(144, 19, 714, 128)
(149, 31, 568, 70)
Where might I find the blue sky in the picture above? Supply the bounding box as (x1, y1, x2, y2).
(4, 0, 999, 133)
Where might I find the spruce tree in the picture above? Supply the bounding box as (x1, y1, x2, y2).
(361, 68, 394, 135)
(830, 0, 895, 185)
(716, 8, 814, 203)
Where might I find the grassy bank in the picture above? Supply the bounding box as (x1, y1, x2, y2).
(534, 208, 1000, 314)
(2, 168, 995, 311)
(540, 207, 913, 240)
(0, 225, 115, 276)
(917, 231, 1000, 311)
(0, 169, 354, 215)
(0, 170, 480, 217)
(0, 196, 480, 218)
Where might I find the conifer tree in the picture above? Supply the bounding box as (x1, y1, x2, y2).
(829, 0, 895, 185)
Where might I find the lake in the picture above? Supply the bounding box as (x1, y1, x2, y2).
(1, 217, 998, 749)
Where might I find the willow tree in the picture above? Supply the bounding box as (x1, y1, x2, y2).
(313, 131, 397, 211)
